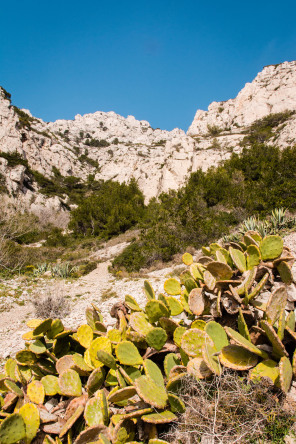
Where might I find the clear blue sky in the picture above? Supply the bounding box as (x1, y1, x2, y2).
(1, 0, 296, 131)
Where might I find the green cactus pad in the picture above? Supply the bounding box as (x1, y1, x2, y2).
(266, 286, 287, 325)
(206, 261, 233, 280)
(249, 360, 280, 385)
(164, 353, 181, 379)
(149, 440, 170, 444)
(15, 350, 37, 366)
(279, 356, 292, 394)
(41, 375, 60, 396)
(89, 337, 112, 368)
(246, 272, 269, 302)
(96, 350, 117, 369)
(19, 403, 40, 444)
(158, 293, 171, 309)
(0, 413, 26, 444)
(260, 320, 288, 358)
(203, 270, 216, 290)
(86, 307, 101, 330)
(29, 339, 47, 355)
(238, 308, 251, 341)
(246, 245, 261, 270)
(191, 319, 206, 330)
(58, 369, 82, 397)
(189, 263, 203, 280)
(144, 280, 155, 300)
(46, 318, 64, 339)
(182, 252, 193, 265)
(168, 393, 186, 413)
(173, 326, 187, 347)
(141, 411, 177, 424)
(164, 278, 181, 295)
(277, 261, 293, 284)
(277, 308, 286, 341)
(119, 366, 142, 385)
(130, 312, 153, 336)
(202, 246, 211, 256)
(224, 327, 268, 359)
(202, 341, 221, 376)
(165, 297, 183, 316)
(84, 397, 106, 426)
(187, 357, 212, 379)
(33, 318, 52, 336)
(143, 359, 165, 387)
(134, 375, 168, 408)
(77, 324, 94, 348)
(205, 321, 229, 351)
(4, 380, 23, 398)
(108, 329, 122, 343)
(181, 328, 209, 357)
(220, 345, 258, 370)
(180, 291, 192, 314)
(113, 418, 135, 444)
(146, 328, 167, 351)
(236, 267, 257, 295)
(72, 353, 93, 375)
(185, 278, 198, 293)
(108, 386, 137, 403)
(229, 247, 247, 273)
(125, 295, 141, 311)
(158, 317, 179, 334)
(27, 380, 45, 404)
(145, 300, 170, 323)
(286, 311, 295, 331)
(116, 341, 143, 365)
(260, 235, 283, 261)
(188, 288, 206, 316)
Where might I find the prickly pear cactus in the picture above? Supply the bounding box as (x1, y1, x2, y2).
(0, 230, 295, 443)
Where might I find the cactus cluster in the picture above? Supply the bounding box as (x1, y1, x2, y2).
(0, 231, 295, 443)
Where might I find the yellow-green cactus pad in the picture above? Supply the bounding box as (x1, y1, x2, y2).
(173, 326, 187, 347)
(46, 319, 64, 339)
(116, 341, 143, 365)
(164, 278, 181, 295)
(125, 295, 141, 312)
(260, 235, 283, 261)
(145, 300, 170, 323)
(182, 252, 193, 265)
(141, 411, 177, 424)
(203, 270, 216, 290)
(237, 308, 251, 341)
(164, 353, 180, 379)
(143, 358, 165, 387)
(33, 318, 52, 336)
(191, 319, 206, 330)
(59, 405, 85, 438)
(166, 297, 183, 316)
(4, 380, 23, 397)
(246, 245, 261, 269)
(205, 321, 229, 351)
(249, 359, 279, 385)
(27, 380, 45, 405)
(181, 328, 209, 358)
(0, 413, 26, 444)
(236, 267, 257, 295)
(144, 280, 155, 300)
(77, 324, 93, 349)
(266, 286, 287, 325)
(89, 337, 112, 368)
(220, 345, 258, 370)
(279, 356, 292, 394)
(113, 418, 135, 444)
(108, 386, 137, 404)
(19, 403, 40, 444)
(146, 327, 167, 351)
(277, 261, 293, 284)
(129, 312, 153, 336)
(58, 369, 82, 397)
(15, 350, 37, 366)
(260, 320, 288, 358)
(224, 327, 268, 359)
(41, 375, 60, 396)
(189, 263, 204, 280)
(134, 375, 168, 409)
(84, 397, 106, 426)
(202, 341, 221, 376)
(168, 393, 186, 413)
(229, 247, 247, 273)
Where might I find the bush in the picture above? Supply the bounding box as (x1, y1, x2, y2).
(33, 295, 70, 319)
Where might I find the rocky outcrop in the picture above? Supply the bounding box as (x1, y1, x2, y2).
(0, 60, 296, 219)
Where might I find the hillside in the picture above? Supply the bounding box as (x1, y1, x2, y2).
(1, 61, 296, 223)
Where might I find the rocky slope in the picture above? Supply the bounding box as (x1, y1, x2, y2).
(1, 60, 296, 220)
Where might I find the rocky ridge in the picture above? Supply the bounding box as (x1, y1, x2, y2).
(0, 60, 296, 219)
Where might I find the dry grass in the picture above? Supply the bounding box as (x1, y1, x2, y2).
(33, 294, 70, 319)
(163, 372, 294, 444)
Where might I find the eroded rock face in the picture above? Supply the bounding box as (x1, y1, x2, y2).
(0, 60, 296, 219)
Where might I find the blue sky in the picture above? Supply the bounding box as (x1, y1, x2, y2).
(1, 0, 296, 131)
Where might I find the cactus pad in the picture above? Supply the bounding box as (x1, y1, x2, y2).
(16, 350, 37, 366)
(182, 252, 193, 265)
(143, 358, 165, 387)
(59, 369, 82, 397)
(166, 296, 183, 316)
(116, 341, 143, 365)
(260, 320, 288, 358)
(168, 393, 186, 413)
(173, 326, 187, 347)
(164, 353, 181, 378)
(202, 341, 221, 376)
(108, 386, 137, 403)
(207, 261, 233, 280)
(260, 235, 283, 261)
(146, 327, 167, 351)
(181, 328, 209, 357)
(205, 321, 229, 351)
(220, 345, 258, 370)
(279, 356, 292, 394)
(134, 375, 168, 408)
(84, 397, 105, 426)
(144, 280, 155, 300)
(41, 375, 60, 396)
(141, 411, 177, 424)
(249, 359, 280, 385)
(124, 295, 141, 311)
(224, 327, 268, 359)
(145, 300, 170, 323)
(277, 261, 293, 284)
(237, 308, 251, 341)
(27, 380, 45, 404)
(203, 270, 216, 290)
(89, 337, 112, 368)
(77, 324, 93, 348)
(130, 312, 153, 336)
(97, 350, 117, 369)
(188, 288, 205, 316)
(164, 278, 181, 295)
(229, 247, 247, 273)
(246, 245, 261, 269)
(19, 403, 40, 444)
(266, 286, 287, 325)
(0, 413, 26, 444)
